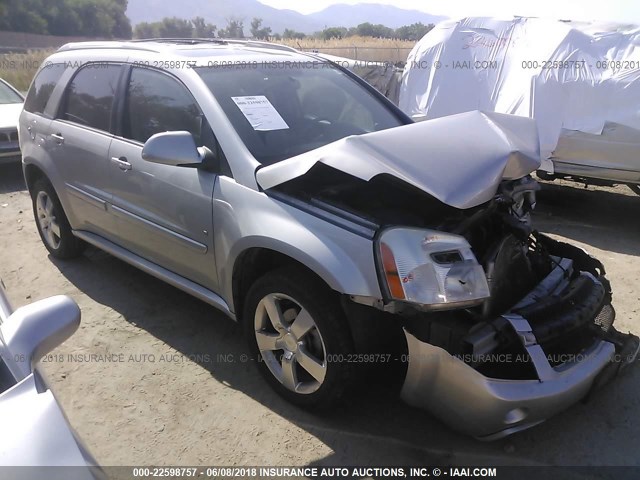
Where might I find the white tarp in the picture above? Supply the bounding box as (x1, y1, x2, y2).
(399, 17, 640, 173)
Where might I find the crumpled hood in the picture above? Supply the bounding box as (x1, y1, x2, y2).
(256, 110, 541, 209)
(0, 103, 23, 129)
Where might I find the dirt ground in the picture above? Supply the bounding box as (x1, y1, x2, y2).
(1, 161, 639, 468)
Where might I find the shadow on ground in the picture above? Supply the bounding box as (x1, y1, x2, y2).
(0, 163, 26, 195)
(535, 182, 640, 255)
(51, 247, 535, 468)
(47, 180, 640, 468)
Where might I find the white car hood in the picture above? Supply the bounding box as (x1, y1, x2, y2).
(256, 111, 541, 209)
(0, 103, 23, 129)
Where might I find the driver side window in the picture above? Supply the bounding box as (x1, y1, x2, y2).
(124, 67, 204, 144)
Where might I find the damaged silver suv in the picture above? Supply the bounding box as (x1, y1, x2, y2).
(19, 39, 639, 439)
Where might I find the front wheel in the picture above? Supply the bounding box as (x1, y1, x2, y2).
(243, 267, 356, 409)
(31, 179, 84, 259)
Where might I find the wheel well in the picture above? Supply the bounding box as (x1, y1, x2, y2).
(232, 248, 329, 322)
(234, 248, 404, 359)
(24, 164, 48, 194)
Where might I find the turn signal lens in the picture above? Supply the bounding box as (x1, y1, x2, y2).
(380, 242, 406, 300)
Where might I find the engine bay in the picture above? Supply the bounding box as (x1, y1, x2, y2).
(271, 164, 639, 381)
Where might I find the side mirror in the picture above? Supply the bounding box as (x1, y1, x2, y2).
(142, 131, 204, 167)
(0, 296, 80, 380)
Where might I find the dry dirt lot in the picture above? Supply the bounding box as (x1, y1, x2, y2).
(1, 161, 639, 468)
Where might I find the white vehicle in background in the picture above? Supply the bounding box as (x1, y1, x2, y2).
(0, 78, 24, 165)
(0, 281, 102, 478)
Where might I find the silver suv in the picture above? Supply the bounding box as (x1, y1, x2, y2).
(19, 39, 639, 439)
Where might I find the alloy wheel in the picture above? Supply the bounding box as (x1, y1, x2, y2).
(254, 293, 327, 394)
(36, 191, 62, 250)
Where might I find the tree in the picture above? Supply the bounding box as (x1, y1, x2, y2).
(249, 17, 271, 40)
(0, 0, 51, 34)
(192, 16, 216, 38)
(283, 28, 305, 40)
(0, 0, 132, 38)
(134, 21, 159, 39)
(157, 17, 194, 38)
(321, 27, 348, 40)
(71, 0, 116, 38)
(355, 22, 394, 38)
(395, 22, 435, 41)
(218, 17, 244, 38)
(44, 4, 83, 36)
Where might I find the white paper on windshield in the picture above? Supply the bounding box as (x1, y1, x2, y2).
(231, 96, 289, 131)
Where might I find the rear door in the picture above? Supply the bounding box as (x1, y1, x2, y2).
(20, 64, 67, 167)
(48, 63, 122, 238)
(108, 66, 218, 290)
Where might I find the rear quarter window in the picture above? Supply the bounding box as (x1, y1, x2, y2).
(23, 63, 66, 115)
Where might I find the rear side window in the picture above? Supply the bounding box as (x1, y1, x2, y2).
(60, 64, 121, 132)
(123, 67, 203, 144)
(23, 63, 66, 114)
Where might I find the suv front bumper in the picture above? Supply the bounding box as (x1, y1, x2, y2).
(401, 330, 621, 439)
(400, 251, 639, 439)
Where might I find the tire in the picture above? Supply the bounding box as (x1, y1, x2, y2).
(243, 266, 356, 409)
(31, 178, 84, 259)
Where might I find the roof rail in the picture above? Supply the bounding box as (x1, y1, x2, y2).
(233, 39, 298, 52)
(131, 37, 298, 52)
(130, 37, 228, 45)
(57, 41, 160, 53)
(57, 38, 299, 54)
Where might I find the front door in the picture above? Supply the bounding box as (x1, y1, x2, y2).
(108, 66, 218, 290)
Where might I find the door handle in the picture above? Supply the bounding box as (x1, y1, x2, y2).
(50, 133, 64, 144)
(111, 156, 132, 172)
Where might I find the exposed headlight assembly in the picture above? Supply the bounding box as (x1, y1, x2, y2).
(378, 227, 490, 310)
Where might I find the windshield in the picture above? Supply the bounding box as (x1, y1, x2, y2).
(197, 62, 405, 165)
(0, 80, 23, 105)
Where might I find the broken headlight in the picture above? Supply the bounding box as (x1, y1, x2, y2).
(377, 227, 490, 309)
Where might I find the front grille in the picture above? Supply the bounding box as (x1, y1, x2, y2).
(515, 273, 606, 344)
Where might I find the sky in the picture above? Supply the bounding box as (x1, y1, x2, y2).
(258, 0, 640, 24)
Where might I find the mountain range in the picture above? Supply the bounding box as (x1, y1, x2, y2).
(125, 0, 447, 33)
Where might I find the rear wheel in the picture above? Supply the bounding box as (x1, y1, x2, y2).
(243, 267, 356, 409)
(31, 179, 84, 259)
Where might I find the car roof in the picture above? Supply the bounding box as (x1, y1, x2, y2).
(54, 39, 318, 65)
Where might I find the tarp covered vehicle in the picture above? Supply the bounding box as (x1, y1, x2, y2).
(399, 17, 640, 194)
